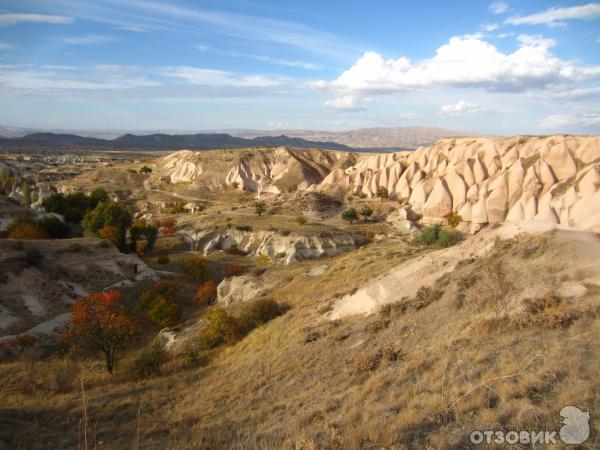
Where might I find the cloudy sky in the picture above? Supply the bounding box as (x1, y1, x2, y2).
(0, 0, 599, 134)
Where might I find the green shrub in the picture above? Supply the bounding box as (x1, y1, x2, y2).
(414, 224, 462, 248)
(341, 208, 359, 224)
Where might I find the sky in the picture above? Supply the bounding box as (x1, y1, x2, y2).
(0, 0, 599, 135)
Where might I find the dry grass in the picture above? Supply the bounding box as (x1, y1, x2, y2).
(1, 227, 599, 449)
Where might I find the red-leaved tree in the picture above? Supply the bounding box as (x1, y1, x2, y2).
(66, 290, 137, 373)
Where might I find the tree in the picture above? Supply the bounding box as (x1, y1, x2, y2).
(195, 280, 217, 305)
(341, 208, 359, 224)
(37, 216, 70, 238)
(99, 226, 121, 246)
(130, 223, 158, 253)
(83, 202, 132, 250)
(359, 206, 374, 222)
(376, 186, 389, 202)
(89, 188, 109, 208)
(255, 201, 266, 216)
(22, 183, 31, 207)
(139, 280, 180, 327)
(66, 291, 137, 373)
(160, 218, 177, 235)
(445, 212, 462, 229)
(185, 255, 212, 282)
(140, 166, 153, 174)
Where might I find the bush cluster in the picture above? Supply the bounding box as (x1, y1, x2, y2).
(139, 280, 181, 327)
(414, 224, 462, 247)
(197, 298, 285, 349)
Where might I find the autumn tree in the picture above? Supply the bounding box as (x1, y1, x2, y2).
(195, 280, 217, 305)
(185, 255, 212, 282)
(7, 217, 48, 239)
(65, 291, 137, 373)
(99, 226, 121, 246)
(139, 280, 180, 327)
(160, 218, 177, 235)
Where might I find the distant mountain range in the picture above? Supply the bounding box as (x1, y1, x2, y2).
(0, 132, 355, 152)
(0, 125, 473, 151)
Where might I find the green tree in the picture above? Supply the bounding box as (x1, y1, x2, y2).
(22, 183, 31, 207)
(359, 206, 373, 221)
(130, 224, 158, 253)
(255, 201, 266, 216)
(83, 202, 132, 250)
(376, 186, 389, 202)
(170, 200, 186, 215)
(185, 255, 212, 282)
(89, 188, 109, 208)
(140, 166, 153, 174)
(342, 208, 359, 224)
(37, 216, 70, 238)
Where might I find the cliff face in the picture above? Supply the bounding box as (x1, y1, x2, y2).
(318, 136, 600, 232)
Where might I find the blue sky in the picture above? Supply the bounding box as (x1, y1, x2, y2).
(0, 0, 599, 134)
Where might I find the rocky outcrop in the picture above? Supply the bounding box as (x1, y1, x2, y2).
(200, 228, 357, 264)
(317, 136, 600, 232)
(217, 274, 276, 305)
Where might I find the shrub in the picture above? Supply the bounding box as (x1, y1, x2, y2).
(225, 262, 242, 277)
(348, 345, 402, 372)
(238, 298, 284, 332)
(341, 208, 359, 224)
(256, 254, 270, 266)
(47, 357, 78, 394)
(157, 255, 170, 265)
(170, 200, 186, 215)
(414, 224, 462, 247)
(235, 225, 252, 232)
(140, 166, 153, 174)
(7, 218, 48, 239)
(160, 218, 177, 235)
(198, 308, 242, 349)
(195, 281, 217, 305)
(139, 280, 181, 327)
(134, 338, 168, 377)
(185, 255, 211, 282)
(296, 216, 307, 225)
(181, 343, 205, 367)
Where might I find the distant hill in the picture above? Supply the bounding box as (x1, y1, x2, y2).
(0, 125, 473, 150)
(227, 126, 473, 149)
(0, 132, 354, 152)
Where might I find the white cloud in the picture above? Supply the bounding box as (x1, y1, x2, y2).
(484, 23, 500, 31)
(539, 113, 600, 128)
(317, 35, 600, 95)
(0, 13, 73, 25)
(506, 3, 600, 27)
(324, 95, 365, 111)
(490, 1, 509, 14)
(60, 35, 116, 45)
(161, 67, 282, 88)
(0, 42, 13, 49)
(439, 100, 482, 117)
